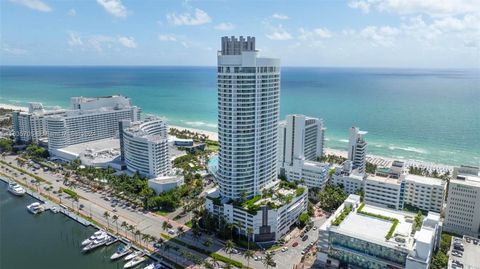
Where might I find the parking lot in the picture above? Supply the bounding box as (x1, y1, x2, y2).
(448, 236, 480, 269)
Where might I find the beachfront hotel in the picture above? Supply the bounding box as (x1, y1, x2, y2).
(205, 36, 308, 243)
(348, 126, 368, 174)
(12, 102, 65, 143)
(317, 194, 442, 269)
(119, 116, 183, 194)
(331, 160, 365, 194)
(119, 117, 170, 178)
(363, 163, 446, 213)
(443, 166, 480, 238)
(277, 114, 330, 189)
(46, 95, 141, 153)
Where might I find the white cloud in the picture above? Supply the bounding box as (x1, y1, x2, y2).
(96, 0, 127, 18)
(298, 27, 332, 40)
(67, 32, 137, 52)
(1, 43, 28, 55)
(360, 26, 400, 46)
(215, 22, 236, 31)
(117, 36, 137, 48)
(67, 8, 76, 16)
(348, 0, 479, 16)
(266, 24, 293, 40)
(272, 13, 289, 20)
(377, 0, 479, 16)
(166, 8, 212, 26)
(9, 0, 51, 12)
(158, 34, 177, 41)
(348, 1, 372, 13)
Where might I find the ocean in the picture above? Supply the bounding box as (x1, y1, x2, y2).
(0, 66, 478, 167)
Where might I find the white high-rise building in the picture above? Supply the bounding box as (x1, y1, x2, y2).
(278, 114, 325, 164)
(206, 36, 308, 243)
(217, 36, 280, 200)
(120, 117, 170, 178)
(278, 114, 329, 189)
(444, 166, 480, 237)
(12, 102, 65, 143)
(348, 127, 368, 174)
(47, 95, 140, 151)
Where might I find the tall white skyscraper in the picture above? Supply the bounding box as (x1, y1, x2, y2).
(278, 114, 325, 165)
(217, 36, 280, 200)
(348, 127, 368, 174)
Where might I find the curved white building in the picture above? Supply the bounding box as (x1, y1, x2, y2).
(121, 117, 170, 178)
(217, 36, 280, 199)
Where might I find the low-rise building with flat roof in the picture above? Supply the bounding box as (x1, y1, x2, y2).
(317, 195, 442, 269)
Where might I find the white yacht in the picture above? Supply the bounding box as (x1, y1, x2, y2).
(143, 263, 162, 269)
(124, 250, 142, 261)
(110, 244, 132, 260)
(26, 202, 44, 214)
(81, 230, 107, 246)
(8, 182, 26, 196)
(82, 235, 110, 252)
(124, 256, 146, 269)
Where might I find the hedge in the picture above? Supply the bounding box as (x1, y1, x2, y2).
(61, 188, 79, 198)
(385, 219, 400, 240)
(357, 203, 399, 240)
(161, 233, 245, 268)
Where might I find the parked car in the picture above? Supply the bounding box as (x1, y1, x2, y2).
(292, 242, 299, 247)
(302, 235, 309, 241)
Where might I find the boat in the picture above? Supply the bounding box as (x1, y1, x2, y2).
(50, 207, 59, 213)
(124, 256, 146, 269)
(26, 202, 44, 214)
(124, 250, 142, 261)
(8, 182, 26, 196)
(82, 235, 110, 252)
(110, 244, 132, 260)
(81, 230, 107, 246)
(143, 263, 162, 269)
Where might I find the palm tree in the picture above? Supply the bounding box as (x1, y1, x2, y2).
(103, 211, 110, 230)
(128, 225, 135, 241)
(135, 230, 141, 244)
(224, 240, 235, 259)
(263, 252, 274, 269)
(203, 260, 214, 269)
(112, 215, 119, 234)
(247, 227, 254, 250)
(162, 221, 169, 231)
(211, 256, 220, 268)
(177, 226, 184, 236)
(244, 249, 254, 268)
(121, 221, 128, 237)
(142, 233, 149, 246)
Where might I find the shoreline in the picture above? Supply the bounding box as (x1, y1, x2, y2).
(0, 102, 454, 171)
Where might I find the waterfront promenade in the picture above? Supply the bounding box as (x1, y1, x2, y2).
(0, 154, 281, 269)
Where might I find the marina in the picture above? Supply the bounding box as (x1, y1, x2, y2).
(0, 178, 166, 269)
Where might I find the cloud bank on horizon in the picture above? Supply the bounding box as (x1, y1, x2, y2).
(1, 0, 479, 68)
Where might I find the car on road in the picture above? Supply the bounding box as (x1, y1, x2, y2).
(292, 242, 298, 247)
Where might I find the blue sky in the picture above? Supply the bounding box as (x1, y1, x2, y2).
(1, 0, 479, 67)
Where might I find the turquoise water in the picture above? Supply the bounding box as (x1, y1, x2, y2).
(0, 66, 479, 166)
(0, 180, 126, 269)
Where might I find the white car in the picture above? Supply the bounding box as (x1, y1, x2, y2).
(281, 247, 288, 252)
(168, 229, 176, 235)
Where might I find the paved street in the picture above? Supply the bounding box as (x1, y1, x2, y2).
(1, 154, 324, 269)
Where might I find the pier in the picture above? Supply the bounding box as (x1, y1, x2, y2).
(1, 176, 173, 269)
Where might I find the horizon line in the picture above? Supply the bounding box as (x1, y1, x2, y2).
(0, 65, 477, 70)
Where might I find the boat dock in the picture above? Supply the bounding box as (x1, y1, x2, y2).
(1, 176, 173, 269)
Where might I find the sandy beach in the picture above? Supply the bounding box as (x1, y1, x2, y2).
(0, 103, 453, 172)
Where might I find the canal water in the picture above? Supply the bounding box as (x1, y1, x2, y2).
(0, 181, 127, 269)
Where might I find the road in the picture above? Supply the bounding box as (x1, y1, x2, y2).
(0, 154, 325, 269)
